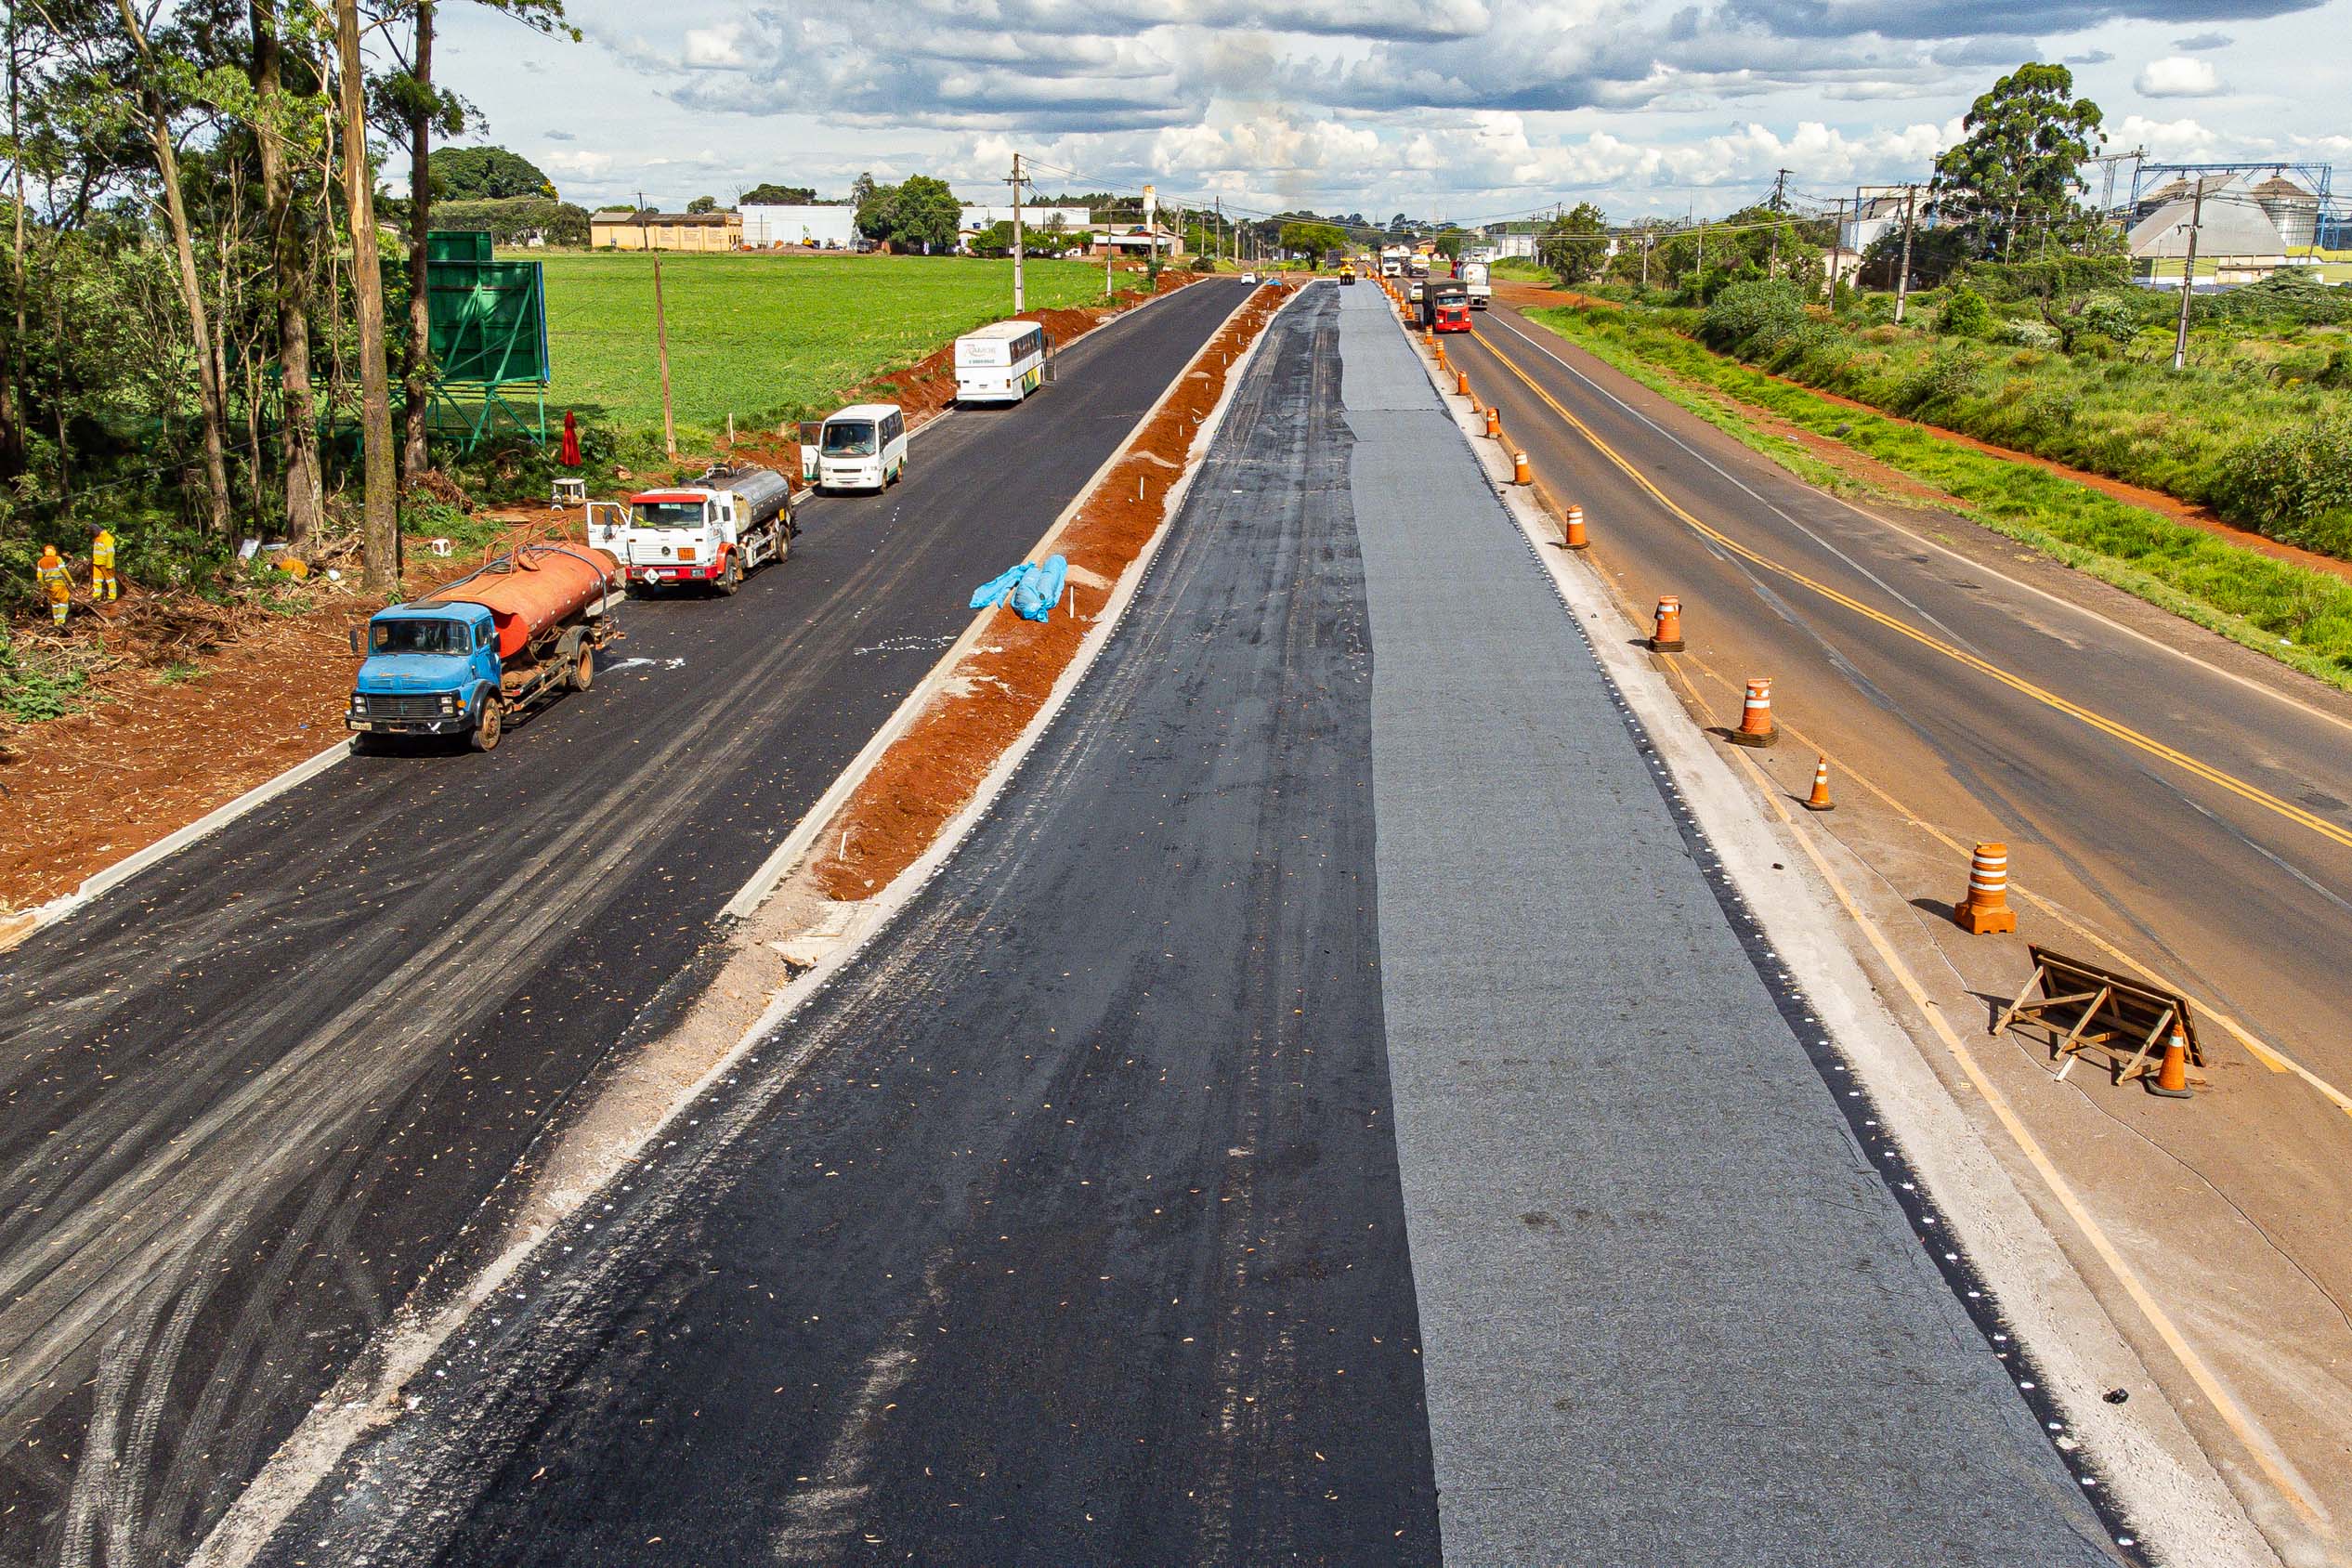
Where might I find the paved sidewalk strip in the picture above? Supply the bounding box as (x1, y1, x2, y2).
(1337, 281, 2118, 1567)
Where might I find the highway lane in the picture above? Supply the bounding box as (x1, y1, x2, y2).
(246, 281, 2119, 1568)
(0, 278, 1249, 1568)
(1448, 301, 2352, 1536)
(1457, 302, 2352, 1091)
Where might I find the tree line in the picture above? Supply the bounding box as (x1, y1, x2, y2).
(4, 0, 574, 603)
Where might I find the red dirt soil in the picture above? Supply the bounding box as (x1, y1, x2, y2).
(808, 286, 1284, 901)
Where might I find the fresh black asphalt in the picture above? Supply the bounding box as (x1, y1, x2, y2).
(247, 284, 2123, 1568)
(0, 278, 1249, 1568)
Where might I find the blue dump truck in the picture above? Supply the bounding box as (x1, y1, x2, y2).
(346, 543, 624, 752)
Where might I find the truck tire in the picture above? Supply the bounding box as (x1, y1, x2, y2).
(470, 694, 504, 752)
(715, 552, 742, 596)
(570, 640, 595, 691)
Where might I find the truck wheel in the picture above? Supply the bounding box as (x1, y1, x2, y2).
(570, 641, 595, 691)
(715, 554, 742, 596)
(470, 696, 503, 752)
(775, 526, 791, 563)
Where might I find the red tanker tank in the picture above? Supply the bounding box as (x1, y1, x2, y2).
(417, 543, 621, 660)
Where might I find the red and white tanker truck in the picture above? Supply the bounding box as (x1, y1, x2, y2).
(590, 462, 798, 595)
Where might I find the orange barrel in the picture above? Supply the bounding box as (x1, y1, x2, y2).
(420, 543, 621, 660)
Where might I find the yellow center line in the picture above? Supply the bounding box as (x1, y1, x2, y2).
(1471, 328, 2352, 859)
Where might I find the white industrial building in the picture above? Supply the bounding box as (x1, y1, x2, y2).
(739, 203, 861, 249)
(2128, 174, 2292, 282)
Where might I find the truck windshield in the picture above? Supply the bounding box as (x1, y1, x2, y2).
(822, 421, 877, 457)
(372, 618, 471, 655)
(629, 500, 706, 528)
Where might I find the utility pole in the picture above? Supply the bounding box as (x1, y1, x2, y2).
(1007, 151, 1026, 312)
(1640, 228, 1651, 290)
(2171, 178, 2205, 372)
(1768, 167, 1791, 275)
(644, 192, 675, 458)
(1893, 184, 1917, 324)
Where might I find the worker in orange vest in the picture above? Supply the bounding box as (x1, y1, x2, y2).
(35, 544, 72, 627)
(89, 525, 119, 602)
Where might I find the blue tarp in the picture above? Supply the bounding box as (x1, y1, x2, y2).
(968, 555, 1069, 622)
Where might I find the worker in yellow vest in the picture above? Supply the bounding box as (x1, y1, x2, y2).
(35, 544, 72, 627)
(89, 525, 119, 602)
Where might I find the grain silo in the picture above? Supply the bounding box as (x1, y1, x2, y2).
(2250, 174, 2320, 250)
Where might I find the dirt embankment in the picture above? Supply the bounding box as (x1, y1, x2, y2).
(807, 285, 1284, 900)
(0, 274, 1208, 920)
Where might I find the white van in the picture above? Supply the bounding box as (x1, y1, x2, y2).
(817, 403, 907, 492)
(954, 320, 1051, 405)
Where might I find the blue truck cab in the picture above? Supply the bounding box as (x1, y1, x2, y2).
(347, 602, 502, 741)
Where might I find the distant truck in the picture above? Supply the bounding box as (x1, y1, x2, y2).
(1458, 259, 1491, 309)
(592, 463, 797, 595)
(346, 543, 623, 751)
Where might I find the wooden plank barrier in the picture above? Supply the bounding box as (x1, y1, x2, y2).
(1993, 944, 2204, 1089)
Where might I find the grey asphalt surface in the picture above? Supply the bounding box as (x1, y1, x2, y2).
(1338, 284, 2114, 1565)
(0, 278, 1249, 1568)
(242, 281, 2123, 1568)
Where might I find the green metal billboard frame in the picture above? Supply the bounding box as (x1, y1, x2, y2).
(425, 230, 551, 452)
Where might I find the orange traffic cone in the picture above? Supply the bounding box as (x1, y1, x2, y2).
(1484, 407, 1501, 438)
(1954, 842, 2019, 934)
(1561, 504, 1588, 550)
(1434, 343, 1448, 370)
(1728, 676, 1780, 748)
(1456, 370, 1470, 397)
(1650, 595, 1685, 652)
(1512, 451, 1532, 486)
(1802, 755, 1834, 811)
(2149, 1025, 2194, 1098)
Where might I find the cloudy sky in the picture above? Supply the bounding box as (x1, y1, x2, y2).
(431, 0, 2352, 224)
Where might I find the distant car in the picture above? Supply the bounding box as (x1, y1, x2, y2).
(1408, 280, 1425, 302)
(1240, 271, 1256, 282)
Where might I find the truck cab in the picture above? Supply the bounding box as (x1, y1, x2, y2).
(346, 543, 621, 751)
(348, 603, 502, 741)
(592, 464, 796, 594)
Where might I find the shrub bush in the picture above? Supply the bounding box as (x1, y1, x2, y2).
(1998, 319, 2061, 350)
(2215, 419, 2352, 542)
(1939, 286, 1993, 338)
(1699, 279, 1809, 356)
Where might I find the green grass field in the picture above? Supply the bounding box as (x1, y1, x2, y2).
(522, 253, 1123, 438)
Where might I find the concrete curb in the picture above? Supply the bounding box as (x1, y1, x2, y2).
(5, 737, 355, 950)
(1402, 323, 2279, 1568)
(188, 280, 1296, 1568)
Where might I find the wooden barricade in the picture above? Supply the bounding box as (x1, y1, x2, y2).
(1992, 945, 2203, 1088)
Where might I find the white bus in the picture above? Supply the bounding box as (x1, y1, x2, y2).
(954, 320, 1052, 405)
(816, 403, 908, 492)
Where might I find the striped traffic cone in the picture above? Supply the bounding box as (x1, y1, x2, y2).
(1728, 677, 1780, 748)
(1650, 595, 1685, 652)
(1484, 407, 1501, 438)
(1561, 504, 1588, 550)
(1803, 756, 1834, 811)
(1954, 843, 2019, 934)
(2149, 1025, 2194, 1098)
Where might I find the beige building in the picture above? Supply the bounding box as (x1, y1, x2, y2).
(589, 210, 743, 252)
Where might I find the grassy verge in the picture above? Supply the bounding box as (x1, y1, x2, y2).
(529, 252, 1126, 439)
(1525, 305, 2352, 690)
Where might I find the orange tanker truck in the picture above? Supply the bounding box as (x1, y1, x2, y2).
(346, 542, 624, 751)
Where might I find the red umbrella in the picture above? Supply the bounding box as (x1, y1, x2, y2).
(559, 409, 582, 467)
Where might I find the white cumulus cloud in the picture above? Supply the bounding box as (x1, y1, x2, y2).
(2136, 56, 2224, 98)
